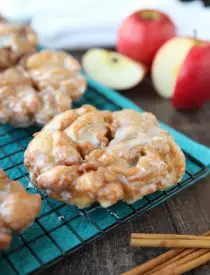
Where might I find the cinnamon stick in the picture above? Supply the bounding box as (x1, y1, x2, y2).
(123, 230, 210, 275)
(173, 252, 210, 275)
(131, 233, 210, 241)
(150, 248, 208, 275)
(145, 248, 195, 274)
(121, 249, 182, 275)
(130, 238, 210, 249)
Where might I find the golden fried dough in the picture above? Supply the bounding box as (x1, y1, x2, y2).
(0, 169, 41, 249)
(0, 21, 37, 70)
(0, 50, 86, 127)
(25, 105, 185, 208)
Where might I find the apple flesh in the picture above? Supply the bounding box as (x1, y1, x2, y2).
(82, 48, 146, 90)
(152, 37, 210, 109)
(117, 9, 176, 67)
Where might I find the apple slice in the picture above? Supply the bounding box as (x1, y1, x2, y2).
(82, 48, 146, 90)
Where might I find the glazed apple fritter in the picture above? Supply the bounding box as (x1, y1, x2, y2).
(24, 105, 185, 209)
(0, 50, 86, 127)
(0, 169, 41, 249)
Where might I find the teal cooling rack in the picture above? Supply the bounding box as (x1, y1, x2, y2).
(0, 81, 209, 275)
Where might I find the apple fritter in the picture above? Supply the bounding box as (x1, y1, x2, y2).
(0, 50, 86, 127)
(25, 105, 185, 208)
(0, 169, 41, 249)
(0, 21, 37, 70)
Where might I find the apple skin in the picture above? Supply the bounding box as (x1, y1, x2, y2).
(173, 44, 210, 109)
(117, 9, 176, 67)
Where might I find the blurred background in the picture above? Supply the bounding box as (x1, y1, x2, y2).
(0, 0, 210, 109)
(0, 0, 210, 50)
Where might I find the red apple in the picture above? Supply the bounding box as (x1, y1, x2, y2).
(151, 37, 210, 109)
(173, 43, 210, 109)
(117, 9, 176, 67)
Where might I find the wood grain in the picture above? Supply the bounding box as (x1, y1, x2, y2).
(39, 51, 210, 275)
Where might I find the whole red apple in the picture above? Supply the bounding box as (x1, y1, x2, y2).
(117, 9, 176, 67)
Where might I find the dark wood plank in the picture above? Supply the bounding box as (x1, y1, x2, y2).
(165, 176, 210, 275)
(39, 204, 179, 275)
(39, 51, 210, 275)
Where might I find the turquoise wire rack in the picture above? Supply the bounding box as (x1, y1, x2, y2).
(0, 81, 208, 275)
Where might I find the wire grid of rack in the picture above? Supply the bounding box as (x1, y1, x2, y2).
(0, 84, 209, 275)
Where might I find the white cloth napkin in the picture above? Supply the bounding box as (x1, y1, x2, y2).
(0, 0, 210, 49)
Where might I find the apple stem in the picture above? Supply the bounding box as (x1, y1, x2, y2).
(193, 29, 197, 40)
(140, 10, 161, 21)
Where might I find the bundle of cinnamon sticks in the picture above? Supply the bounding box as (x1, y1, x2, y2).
(122, 230, 210, 275)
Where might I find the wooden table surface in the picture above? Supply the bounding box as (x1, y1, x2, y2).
(40, 52, 210, 275)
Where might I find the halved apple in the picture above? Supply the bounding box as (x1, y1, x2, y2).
(151, 37, 210, 109)
(151, 37, 195, 99)
(82, 48, 146, 90)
